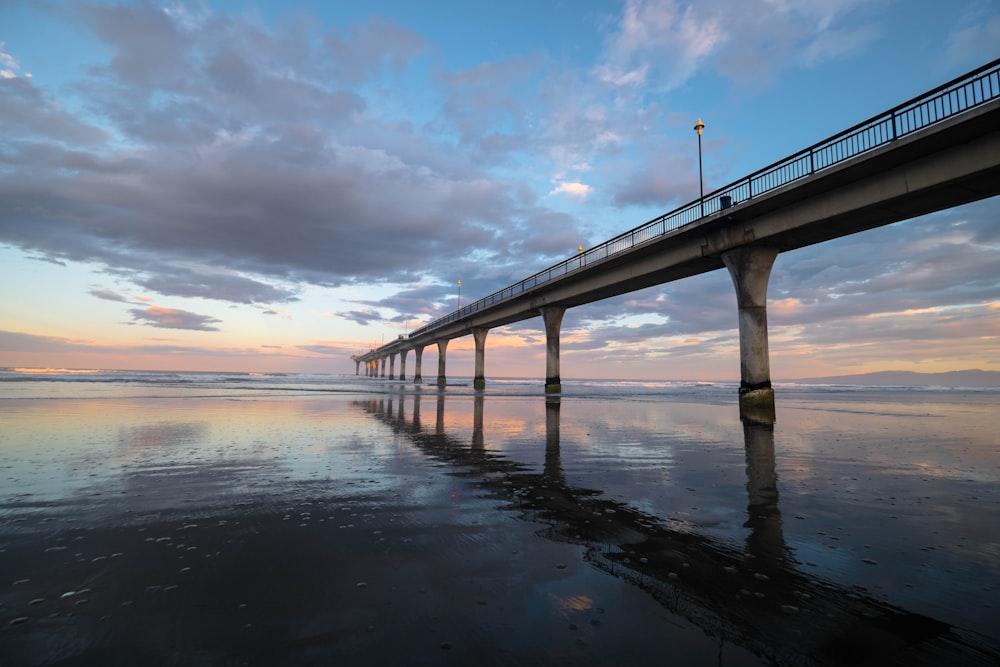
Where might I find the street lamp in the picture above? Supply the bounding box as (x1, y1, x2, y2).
(693, 117, 705, 217)
(457, 280, 462, 311)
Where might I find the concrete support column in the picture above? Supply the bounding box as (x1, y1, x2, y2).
(413, 346, 424, 384)
(436, 339, 449, 387)
(379, 357, 386, 378)
(399, 349, 408, 382)
(472, 327, 489, 391)
(541, 305, 567, 394)
(388, 353, 396, 380)
(722, 246, 778, 424)
(354, 359, 361, 375)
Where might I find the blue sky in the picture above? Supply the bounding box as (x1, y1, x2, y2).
(1, 0, 998, 380)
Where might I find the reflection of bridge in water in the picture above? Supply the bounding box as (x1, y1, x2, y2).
(354, 392, 998, 666)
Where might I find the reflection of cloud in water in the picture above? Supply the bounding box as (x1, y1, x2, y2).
(118, 422, 208, 451)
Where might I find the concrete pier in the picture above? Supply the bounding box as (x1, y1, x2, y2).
(388, 353, 396, 380)
(542, 305, 566, 394)
(413, 346, 424, 384)
(436, 339, 449, 387)
(722, 246, 778, 424)
(473, 327, 489, 390)
(398, 349, 408, 382)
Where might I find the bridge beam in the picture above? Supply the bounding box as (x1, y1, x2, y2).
(722, 246, 778, 424)
(542, 305, 567, 394)
(473, 327, 489, 390)
(436, 339, 449, 387)
(413, 346, 424, 384)
(399, 349, 408, 382)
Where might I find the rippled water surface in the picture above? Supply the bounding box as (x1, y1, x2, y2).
(1, 371, 998, 665)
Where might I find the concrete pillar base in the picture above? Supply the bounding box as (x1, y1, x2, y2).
(739, 386, 776, 425)
(474, 377, 486, 390)
(544, 380, 562, 394)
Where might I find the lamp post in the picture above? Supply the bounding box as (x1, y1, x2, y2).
(457, 280, 462, 311)
(694, 117, 705, 217)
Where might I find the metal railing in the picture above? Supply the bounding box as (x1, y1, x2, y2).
(407, 58, 1000, 342)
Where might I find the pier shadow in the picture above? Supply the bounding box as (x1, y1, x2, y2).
(354, 393, 998, 666)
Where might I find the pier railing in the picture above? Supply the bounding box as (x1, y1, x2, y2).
(409, 58, 1000, 340)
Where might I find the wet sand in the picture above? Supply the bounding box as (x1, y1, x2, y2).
(1, 382, 998, 665)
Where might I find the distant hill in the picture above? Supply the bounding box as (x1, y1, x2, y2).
(790, 369, 1000, 388)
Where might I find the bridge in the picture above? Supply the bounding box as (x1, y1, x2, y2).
(353, 58, 1000, 422)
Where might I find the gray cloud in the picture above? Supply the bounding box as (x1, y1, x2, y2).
(128, 305, 223, 331)
(0, 77, 110, 145)
(89, 288, 131, 303)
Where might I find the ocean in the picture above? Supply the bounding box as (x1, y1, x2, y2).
(1, 368, 998, 665)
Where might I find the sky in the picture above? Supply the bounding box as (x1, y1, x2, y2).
(1, 0, 999, 381)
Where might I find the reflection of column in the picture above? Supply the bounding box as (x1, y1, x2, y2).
(544, 397, 565, 484)
(411, 392, 422, 433)
(397, 395, 404, 422)
(436, 390, 445, 435)
(472, 393, 485, 451)
(743, 420, 787, 565)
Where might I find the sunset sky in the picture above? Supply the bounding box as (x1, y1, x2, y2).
(1, 0, 999, 381)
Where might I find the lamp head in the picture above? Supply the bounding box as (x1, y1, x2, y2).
(694, 118, 705, 135)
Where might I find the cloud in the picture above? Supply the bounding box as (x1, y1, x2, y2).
(89, 288, 130, 303)
(337, 308, 388, 327)
(597, 0, 883, 92)
(0, 77, 109, 145)
(0, 42, 20, 79)
(944, 15, 1000, 68)
(549, 181, 591, 198)
(128, 305, 223, 331)
(1, 0, 997, 382)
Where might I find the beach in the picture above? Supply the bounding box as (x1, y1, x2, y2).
(1, 372, 998, 665)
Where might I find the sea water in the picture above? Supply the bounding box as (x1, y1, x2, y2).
(1, 369, 998, 664)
